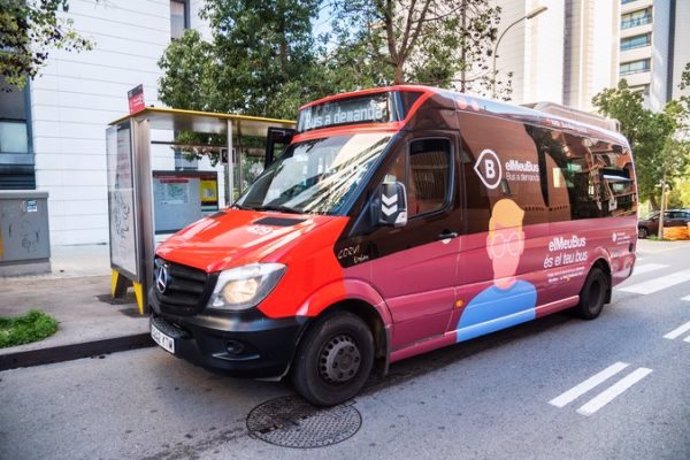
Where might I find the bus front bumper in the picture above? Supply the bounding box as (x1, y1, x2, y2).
(149, 309, 307, 379)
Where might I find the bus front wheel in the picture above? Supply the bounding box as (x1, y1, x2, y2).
(573, 267, 608, 320)
(291, 311, 374, 406)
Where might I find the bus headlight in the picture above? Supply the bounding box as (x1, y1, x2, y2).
(209, 263, 286, 311)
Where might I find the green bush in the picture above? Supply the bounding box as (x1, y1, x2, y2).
(0, 310, 58, 348)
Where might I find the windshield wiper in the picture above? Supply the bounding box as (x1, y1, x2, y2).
(255, 204, 304, 214)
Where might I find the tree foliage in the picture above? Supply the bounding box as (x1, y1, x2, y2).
(330, 0, 511, 98)
(157, 0, 512, 123)
(159, 0, 328, 120)
(0, 0, 92, 88)
(593, 79, 690, 208)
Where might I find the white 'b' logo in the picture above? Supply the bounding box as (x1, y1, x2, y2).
(485, 159, 496, 179)
(474, 149, 502, 189)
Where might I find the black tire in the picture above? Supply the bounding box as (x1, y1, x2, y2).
(638, 227, 648, 239)
(291, 311, 374, 406)
(573, 267, 608, 320)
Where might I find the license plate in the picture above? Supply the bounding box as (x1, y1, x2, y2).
(151, 323, 175, 354)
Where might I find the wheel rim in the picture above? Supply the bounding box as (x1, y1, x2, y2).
(318, 334, 361, 384)
(639, 228, 647, 238)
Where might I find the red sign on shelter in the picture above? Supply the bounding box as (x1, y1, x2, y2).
(127, 84, 145, 114)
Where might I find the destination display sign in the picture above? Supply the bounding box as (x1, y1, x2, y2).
(298, 94, 391, 132)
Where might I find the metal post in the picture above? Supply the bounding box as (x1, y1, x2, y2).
(226, 120, 234, 206)
(658, 178, 667, 239)
(460, 0, 467, 92)
(132, 118, 153, 314)
(237, 121, 244, 196)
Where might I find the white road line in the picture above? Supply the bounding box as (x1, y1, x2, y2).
(630, 263, 668, 276)
(576, 368, 653, 416)
(549, 362, 629, 408)
(682, 295, 690, 302)
(684, 336, 690, 343)
(618, 269, 690, 295)
(663, 321, 690, 340)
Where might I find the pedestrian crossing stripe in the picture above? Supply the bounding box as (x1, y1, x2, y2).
(618, 269, 690, 295)
(550, 362, 652, 416)
(629, 263, 668, 277)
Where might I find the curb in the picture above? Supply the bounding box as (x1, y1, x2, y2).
(0, 333, 155, 371)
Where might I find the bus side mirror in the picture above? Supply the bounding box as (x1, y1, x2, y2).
(374, 182, 408, 227)
(265, 127, 296, 167)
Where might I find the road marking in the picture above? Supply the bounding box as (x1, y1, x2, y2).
(630, 263, 668, 276)
(663, 321, 690, 340)
(618, 269, 690, 295)
(684, 336, 690, 343)
(576, 368, 653, 416)
(549, 362, 630, 408)
(682, 295, 690, 302)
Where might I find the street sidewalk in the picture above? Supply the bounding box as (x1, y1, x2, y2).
(0, 244, 152, 370)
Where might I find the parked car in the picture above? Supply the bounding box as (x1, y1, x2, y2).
(638, 209, 690, 238)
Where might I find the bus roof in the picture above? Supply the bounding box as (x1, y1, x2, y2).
(300, 85, 628, 147)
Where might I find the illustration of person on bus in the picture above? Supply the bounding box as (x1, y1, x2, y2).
(456, 198, 537, 342)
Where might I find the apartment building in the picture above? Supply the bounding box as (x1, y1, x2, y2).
(491, 0, 689, 111)
(619, 0, 672, 111)
(619, 0, 690, 108)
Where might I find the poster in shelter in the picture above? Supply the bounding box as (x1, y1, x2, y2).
(106, 125, 138, 279)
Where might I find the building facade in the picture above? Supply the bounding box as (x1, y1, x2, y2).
(3, 0, 689, 250)
(490, 0, 689, 112)
(0, 0, 218, 247)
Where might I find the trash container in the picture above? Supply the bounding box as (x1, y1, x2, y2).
(0, 191, 51, 276)
(663, 225, 689, 240)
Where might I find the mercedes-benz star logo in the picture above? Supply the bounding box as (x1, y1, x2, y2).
(156, 264, 169, 294)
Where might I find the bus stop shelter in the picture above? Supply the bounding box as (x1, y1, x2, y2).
(106, 107, 295, 314)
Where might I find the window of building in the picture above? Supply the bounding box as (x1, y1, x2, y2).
(629, 84, 650, 95)
(621, 8, 652, 29)
(620, 58, 651, 76)
(621, 33, 651, 51)
(170, 0, 189, 39)
(0, 77, 34, 189)
(0, 84, 29, 154)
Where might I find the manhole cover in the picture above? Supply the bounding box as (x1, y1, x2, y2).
(246, 395, 361, 448)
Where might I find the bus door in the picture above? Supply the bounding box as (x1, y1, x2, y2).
(368, 132, 462, 350)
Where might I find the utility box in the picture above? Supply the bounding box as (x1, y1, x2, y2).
(0, 191, 51, 276)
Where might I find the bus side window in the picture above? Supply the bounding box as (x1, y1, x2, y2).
(382, 139, 452, 218)
(408, 139, 452, 217)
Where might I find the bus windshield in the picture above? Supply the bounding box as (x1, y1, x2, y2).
(235, 132, 392, 215)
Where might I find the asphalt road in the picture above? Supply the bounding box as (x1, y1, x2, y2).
(2, 239, 689, 460)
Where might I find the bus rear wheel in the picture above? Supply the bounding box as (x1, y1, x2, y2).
(573, 267, 608, 320)
(291, 311, 374, 406)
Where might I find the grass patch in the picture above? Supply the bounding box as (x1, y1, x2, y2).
(0, 310, 58, 348)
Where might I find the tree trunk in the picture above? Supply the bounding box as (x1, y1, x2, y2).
(394, 63, 404, 84)
(649, 195, 659, 210)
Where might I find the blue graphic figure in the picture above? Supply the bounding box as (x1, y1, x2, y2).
(456, 199, 538, 342)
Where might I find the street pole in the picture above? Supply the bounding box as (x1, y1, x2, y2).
(226, 119, 234, 207)
(460, 0, 467, 92)
(658, 177, 668, 239)
(491, 5, 548, 99)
